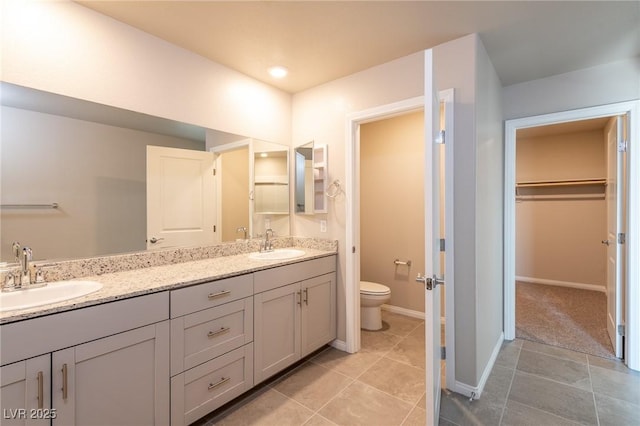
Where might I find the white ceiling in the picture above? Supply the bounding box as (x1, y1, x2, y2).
(77, 1, 640, 94)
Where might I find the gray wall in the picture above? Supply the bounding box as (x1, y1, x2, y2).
(503, 57, 640, 120)
(1, 106, 204, 262)
(434, 34, 504, 387)
(474, 38, 504, 384)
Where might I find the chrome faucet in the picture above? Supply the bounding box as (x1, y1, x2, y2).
(262, 228, 274, 252)
(236, 226, 248, 240)
(19, 247, 33, 287)
(3, 242, 45, 291)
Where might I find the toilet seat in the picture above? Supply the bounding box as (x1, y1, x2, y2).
(360, 281, 391, 296)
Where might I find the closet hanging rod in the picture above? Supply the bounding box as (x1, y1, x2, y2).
(516, 178, 606, 188)
(1, 203, 59, 209)
(516, 194, 605, 201)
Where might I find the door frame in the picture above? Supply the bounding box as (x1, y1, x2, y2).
(345, 96, 425, 354)
(503, 100, 640, 370)
(210, 139, 252, 243)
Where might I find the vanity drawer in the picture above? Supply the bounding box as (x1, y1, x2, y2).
(171, 343, 253, 426)
(171, 297, 253, 376)
(254, 255, 336, 293)
(171, 274, 253, 318)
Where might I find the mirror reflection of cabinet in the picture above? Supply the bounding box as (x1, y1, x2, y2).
(313, 145, 328, 214)
(294, 142, 327, 215)
(253, 141, 289, 215)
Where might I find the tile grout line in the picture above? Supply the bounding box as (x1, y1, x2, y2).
(498, 343, 521, 425)
(587, 356, 601, 426)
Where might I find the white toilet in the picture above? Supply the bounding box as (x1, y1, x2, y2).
(360, 281, 391, 331)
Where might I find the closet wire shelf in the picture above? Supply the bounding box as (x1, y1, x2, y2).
(515, 178, 606, 201)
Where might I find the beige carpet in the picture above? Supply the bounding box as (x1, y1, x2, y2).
(516, 281, 615, 359)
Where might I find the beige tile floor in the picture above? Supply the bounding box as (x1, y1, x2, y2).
(199, 311, 640, 425)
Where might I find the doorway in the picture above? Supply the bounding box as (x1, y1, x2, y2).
(504, 100, 640, 371)
(514, 117, 615, 358)
(344, 83, 456, 408)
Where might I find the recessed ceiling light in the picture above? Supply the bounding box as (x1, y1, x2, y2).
(268, 66, 288, 79)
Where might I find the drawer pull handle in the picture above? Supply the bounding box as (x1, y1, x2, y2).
(208, 376, 230, 391)
(297, 291, 302, 306)
(208, 290, 231, 300)
(207, 327, 231, 338)
(303, 288, 309, 305)
(62, 363, 68, 400)
(37, 371, 44, 409)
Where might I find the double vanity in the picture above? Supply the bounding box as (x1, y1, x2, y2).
(0, 240, 337, 425)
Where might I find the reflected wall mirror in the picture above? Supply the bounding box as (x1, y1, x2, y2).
(295, 142, 314, 214)
(0, 83, 290, 263)
(294, 141, 328, 215)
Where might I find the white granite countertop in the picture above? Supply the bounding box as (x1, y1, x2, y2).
(0, 247, 335, 325)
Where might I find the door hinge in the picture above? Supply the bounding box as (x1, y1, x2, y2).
(439, 238, 445, 252)
(618, 233, 626, 244)
(435, 129, 445, 144)
(618, 324, 626, 336)
(618, 140, 628, 152)
(441, 346, 446, 360)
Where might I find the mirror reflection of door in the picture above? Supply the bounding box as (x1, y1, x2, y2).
(146, 146, 215, 249)
(219, 147, 250, 242)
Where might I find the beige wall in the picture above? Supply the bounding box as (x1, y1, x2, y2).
(516, 129, 607, 288)
(360, 111, 425, 313)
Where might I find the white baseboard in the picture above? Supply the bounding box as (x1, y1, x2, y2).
(516, 276, 605, 293)
(330, 339, 347, 352)
(381, 304, 425, 320)
(451, 332, 504, 399)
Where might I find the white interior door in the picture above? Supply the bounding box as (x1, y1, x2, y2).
(422, 49, 442, 425)
(146, 146, 215, 249)
(605, 115, 626, 358)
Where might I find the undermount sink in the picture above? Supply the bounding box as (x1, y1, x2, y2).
(248, 249, 306, 261)
(0, 280, 103, 313)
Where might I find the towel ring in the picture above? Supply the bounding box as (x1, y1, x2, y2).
(326, 180, 343, 198)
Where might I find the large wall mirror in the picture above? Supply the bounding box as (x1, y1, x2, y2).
(0, 83, 290, 263)
(294, 141, 328, 215)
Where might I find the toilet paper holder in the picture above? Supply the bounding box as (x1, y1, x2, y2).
(393, 259, 412, 267)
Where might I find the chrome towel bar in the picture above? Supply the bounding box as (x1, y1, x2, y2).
(1, 203, 59, 209)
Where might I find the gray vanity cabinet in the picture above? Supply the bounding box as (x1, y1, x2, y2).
(0, 355, 51, 426)
(300, 273, 337, 356)
(52, 322, 170, 426)
(253, 256, 337, 384)
(0, 292, 170, 426)
(169, 275, 254, 426)
(253, 282, 301, 382)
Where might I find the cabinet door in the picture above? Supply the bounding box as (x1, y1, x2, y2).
(253, 282, 301, 384)
(52, 321, 170, 426)
(0, 355, 51, 426)
(301, 273, 336, 357)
